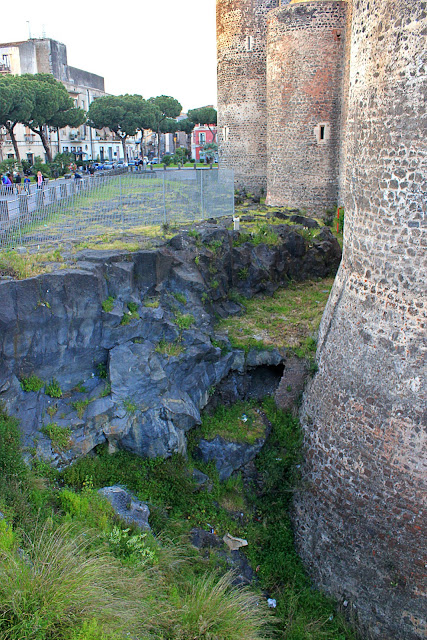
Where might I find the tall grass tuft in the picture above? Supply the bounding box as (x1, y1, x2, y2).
(0, 522, 157, 640)
(161, 571, 272, 640)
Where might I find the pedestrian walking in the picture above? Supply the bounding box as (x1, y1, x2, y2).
(1, 173, 13, 195)
(15, 172, 22, 194)
(36, 171, 44, 189)
(7, 173, 15, 195)
(23, 175, 31, 194)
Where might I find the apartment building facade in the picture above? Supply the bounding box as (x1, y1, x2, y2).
(0, 38, 138, 164)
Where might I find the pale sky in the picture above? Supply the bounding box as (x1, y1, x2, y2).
(0, 0, 217, 113)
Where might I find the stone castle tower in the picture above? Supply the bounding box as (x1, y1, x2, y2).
(266, 1, 347, 211)
(216, 0, 280, 195)
(217, 1, 426, 638)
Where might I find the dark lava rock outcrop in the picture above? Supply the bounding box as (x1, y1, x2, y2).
(0, 220, 340, 466)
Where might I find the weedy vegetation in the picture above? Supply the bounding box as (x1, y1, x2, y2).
(0, 391, 357, 640)
(20, 375, 45, 393)
(0, 209, 355, 640)
(217, 278, 333, 353)
(102, 296, 115, 313)
(40, 423, 72, 451)
(45, 378, 63, 398)
(155, 339, 185, 358)
(174, 311, 195, 331)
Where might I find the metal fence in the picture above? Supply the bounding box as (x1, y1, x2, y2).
(0, 168, 235, 251)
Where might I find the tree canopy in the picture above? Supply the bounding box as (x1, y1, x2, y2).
(21, 73, 85, 163)
(187, 107, 217, 127)
(176, 118, 194, 135)
(177, 106, 218, 145)
(148, 95, 182, 156)
(149, 95, 182, 123)
(202, 142, 218, 164)
(0, 75, 35, 162)
(88, 94, 159, 160)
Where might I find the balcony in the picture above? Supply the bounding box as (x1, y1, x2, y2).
(24, 136, 35, 145)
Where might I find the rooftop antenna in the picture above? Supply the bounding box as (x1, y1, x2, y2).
(27, 21, 32, 39)
(42, 24, 46, 38)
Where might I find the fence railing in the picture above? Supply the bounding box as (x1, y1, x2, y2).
(0, 168, 235, 251)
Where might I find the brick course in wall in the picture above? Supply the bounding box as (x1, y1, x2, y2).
(295, 1, 427, 638)
(266, 2, 347, 212)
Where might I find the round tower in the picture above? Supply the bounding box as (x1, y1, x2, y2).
(216, 0, 281, 195)
(266, 0, 348, 213)
(295, 1, 426, 638)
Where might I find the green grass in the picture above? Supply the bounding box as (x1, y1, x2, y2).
(0, 522, 163, 640)
(71, 399, 90, 419)
(20, 375, 45, 393)
(99, 382, 112, 398)
(97, 362, 108, 379)
(72, 381, 88, 393)
(243, 398, 354, 640)
(126, 301, 139, 313)
(0, 248, 64, 279)
(233, 203, 345, 250)
(7, 173, 223, 253)
(45, 378, 63, 398)
(233, 223, 279, 247)
(120, 302, 140, 325)
(122, 399, 137, 415)
(60, 402, 357, 640)
(198, 401, 266, 445)
(0, 391, 357, 640)
(102, 296, 115, 313)
(217, 278, 333, 352)
(172, 292, 187, 305)
(174, 311, 195, 331)
(41, 423, 72, 451)
(0, 406, 28, 482)
(155, 339, 185, 358)
(144, 299, 160, 308)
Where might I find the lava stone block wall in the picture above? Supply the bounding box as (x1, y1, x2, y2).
(217, 0, 281, 195)
(266, 1, 347, 212)
(295, 1, 427, 638)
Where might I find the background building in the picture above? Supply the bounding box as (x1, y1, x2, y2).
(191, 123, 217, 162)
(0, 38, 138, 164)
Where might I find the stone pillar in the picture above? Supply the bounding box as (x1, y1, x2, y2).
(295, 1, 426, 638)
(216, 0, 281, 196)
(266, 1, 347, 213)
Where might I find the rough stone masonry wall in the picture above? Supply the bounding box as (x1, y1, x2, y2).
(266, 1, 347, 213)
(295, 1, 426, 639)
(217, 0, 281, 195)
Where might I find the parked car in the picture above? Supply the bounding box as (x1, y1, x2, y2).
(103, 161, 115, 170)
(150, 157, 159, 164)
